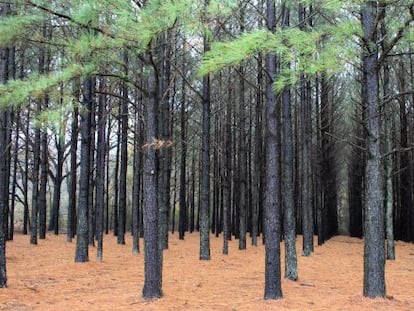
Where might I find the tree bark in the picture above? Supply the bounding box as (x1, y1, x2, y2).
(112, 118, 120, 236)
(380, 19, 395, 260)
(0, 2, 9, 287)
(96, 77, 106, 261)
(397, 61, 412, 242)
(237, 7, 247, 251)
(67, 105, 78, 242)
(280, 3, 298, 281)
(118, 50, 129, 245)
(263, 0, 282, 300)
(132, 95, 143, 254)
(361, 1, 386, 298)
(88, 95, 95, 246)
(157, 31, 173, 250)
(179, 41, 187, 240)
(38, 126, 48, 239)
(142, 65, 163, 300)
(49, 132, 64, 235)
(75, 77, 93, 263)
(199, 0, 211, 261)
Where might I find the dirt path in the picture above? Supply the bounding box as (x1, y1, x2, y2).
(0, 233, 413, 310)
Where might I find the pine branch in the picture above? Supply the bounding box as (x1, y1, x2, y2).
(25, 0, 114, 38)
(378, 4, 414, 65)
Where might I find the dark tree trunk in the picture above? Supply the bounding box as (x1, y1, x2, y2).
(211, 118, 218, 236)
(67, 105, 78, 242)
(237, 8, 247, 251)
(88, 95, 96, 247)
(118, 51, 129, 245)
(23, 109, 30, 235)
(189, 153, 196, 233)
(30, 113, 41, 245)
(132, 95, 143, 254)
(348, 109, 365, 238)
(30, 28, 48, 245)
(252, 49, 263, 247)
(222, 72, 232, 254)
(280, 3, 298, 281)
(199, 0, 211, 260)
(0, 2, 9, 286)
(157, 32, 173, 251)
(237, 70, 247, 250)
(263, 0, 282, 300)
(361, 1, 386, 298)
(171, 161, 177, 235)
(397, 61, 413, 242)
(9, 110, 19, 241)
(319, 74, 329, 244)
(7, 47, 15, 241)
(179, 43, 187, 240)
(319, 73, 338, 242)
(75, 77, 93, 263)
(380, 18, 395, 260)
(50, 87, 66, 236)
(298, 4, 313, 257)
(39, 23, 51, 240)
(112, 117, 120, 236)
(142, 66, 163, 300)
(105, 113, 112, 235)
(96, 78, 106, 261)
(38, 128, 48, 239)
(49, 132, 64, 235)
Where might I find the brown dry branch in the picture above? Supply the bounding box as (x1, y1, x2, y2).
(142, 138, 174, 150)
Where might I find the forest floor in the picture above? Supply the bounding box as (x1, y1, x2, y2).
(0, 232, 413, 311)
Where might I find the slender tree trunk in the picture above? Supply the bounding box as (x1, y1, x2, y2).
(30, 115, 41, 244)
(171, 162, 177, 234)
(157, 32, 173, 251)
(0, 2, 9, 286)
(88, 96, 96, 246)
(113, 119, 120, 236)
(348, 102, 365, 238)
(199, 0, 211, 260)
(142, 65, 163, 300)
(50, 86, 66, 235)
(9, 110, 19, 241)
(23, 109, 30, 235)
(6, 46, 15, 241)
(263, 0, 282, 300)
(30, 27, 48, 245)
(67, 105, 78, 242)
(252, 49, 263, 247)
(298, 4, 314, 257)
(237, 7, 247, 251)
(320, 74, 331, 244)
(49, 76, 65, 236)
(179, 43, 187, 240)
(75, 77, 93, 263)
(190, 153, 196, 233)
(361, 1, 386, 298)
(380, 19, 395, 260)
(132, 97, 143, 254)
(118, 51, 129, 245)
(397, 61, 412, 242)
(38, 127, 48, 239)
(280, 3, 298, 281)
(105, 113, 111, 235)
(96, 78, 106, 261)
(222, 72, 232, 254)
(52, 133, 64, 235)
